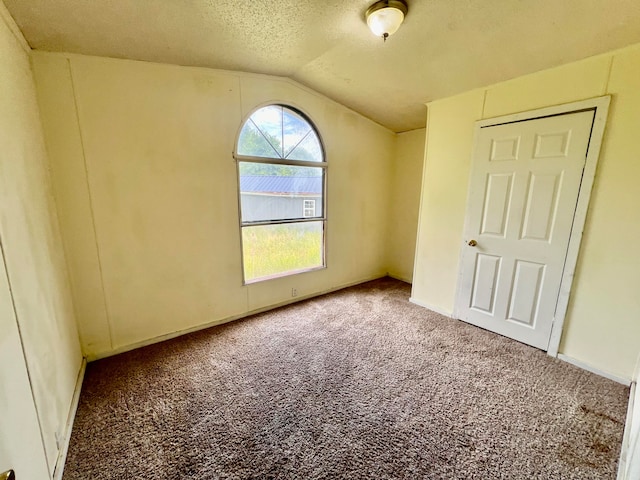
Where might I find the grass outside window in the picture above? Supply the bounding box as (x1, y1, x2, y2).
(242, 222, 323, 282)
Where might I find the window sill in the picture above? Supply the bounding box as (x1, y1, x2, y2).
(243, 265, 326, 285)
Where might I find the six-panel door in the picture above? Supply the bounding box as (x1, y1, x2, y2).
(456, 110, 595, 350)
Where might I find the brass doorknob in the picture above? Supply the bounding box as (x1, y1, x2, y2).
(0, 470, 15, 480)
(468, 239, 478, 247)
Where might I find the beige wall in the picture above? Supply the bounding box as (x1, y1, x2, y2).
(412, 91, 485, 313)
(0, 6, 82, 475)
(32, 52, 396, 359)
(387, 128, 426, 283)
(412, 44, 640, 380)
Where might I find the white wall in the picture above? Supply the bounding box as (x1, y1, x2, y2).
(387, 128, 426, 283)
(412, 44, 640, 380)
(0, 5, 82, 475)
(32, 52, 396, 359)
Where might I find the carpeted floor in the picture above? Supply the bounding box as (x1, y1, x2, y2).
(63, 278, 629, 479)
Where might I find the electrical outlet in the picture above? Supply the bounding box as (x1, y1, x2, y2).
(291, 288, 298, 297)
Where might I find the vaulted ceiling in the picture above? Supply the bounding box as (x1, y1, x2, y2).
(6, 0, 640, 132)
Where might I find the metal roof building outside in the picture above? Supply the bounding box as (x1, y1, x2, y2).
(240, 176, 322, 195)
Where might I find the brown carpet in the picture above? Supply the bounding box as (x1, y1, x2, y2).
(63, 278, 629, 479)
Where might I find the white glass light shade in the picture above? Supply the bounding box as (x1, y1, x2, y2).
(367, 6, 405, 38)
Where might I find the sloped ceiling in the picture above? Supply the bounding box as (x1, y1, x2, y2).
(5, 0, 640, 132)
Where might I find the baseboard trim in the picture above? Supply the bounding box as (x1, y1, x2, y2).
(386, 272, 412, 284)
(53, 358, 86, 480)
(409, 297, 454, 318)
(87, 274, 388, 361)
(557, 354, 631, 386)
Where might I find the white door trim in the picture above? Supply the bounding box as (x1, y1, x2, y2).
(453, 96, 611, 358)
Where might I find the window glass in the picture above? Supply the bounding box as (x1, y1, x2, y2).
(237, 105, 323, 162)
(239, 163, 323, 222)
(241, 222, 324, 281)
(286, 129, 323, 162)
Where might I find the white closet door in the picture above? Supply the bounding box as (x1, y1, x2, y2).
(456, 110, 594, 350)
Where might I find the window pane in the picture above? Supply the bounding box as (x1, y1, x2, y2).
(242, 221, 324, 282)
(237, 120, 281, 158)
(247, 106, 283, 156)
(283, 108, 312, 158)
(239, 162, 323, 222)
(237, 105, 323, 162)
(285, 128, 323, 162)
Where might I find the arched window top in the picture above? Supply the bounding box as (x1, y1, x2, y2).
(237, 105, 324, 162)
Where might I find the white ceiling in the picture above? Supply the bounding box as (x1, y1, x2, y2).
(6, 0, 640, 132)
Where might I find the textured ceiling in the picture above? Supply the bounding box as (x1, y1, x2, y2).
(5, 0, 640, 132)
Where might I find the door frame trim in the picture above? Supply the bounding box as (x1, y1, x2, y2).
(453, 95, 611, 357)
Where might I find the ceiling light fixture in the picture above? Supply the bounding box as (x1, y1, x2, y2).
(366, 0, 408, 42)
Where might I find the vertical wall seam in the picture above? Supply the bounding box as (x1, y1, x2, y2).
(481, 89, 488, 119)
(237, 76, 244, 130)
(237, 76, 251, 313)
(384, 131, 399, 276)
(603, 54, 615, 95)
(0, 235, 53, 478)
(30, 53, 88, 356)
(410, 105, 431, 286)
(67, 57, 115, 351)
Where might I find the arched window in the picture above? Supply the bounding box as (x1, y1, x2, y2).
(235, 105, 326, 283)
